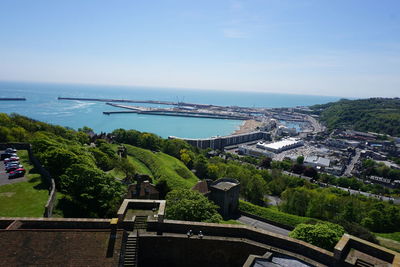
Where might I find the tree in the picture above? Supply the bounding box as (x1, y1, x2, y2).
(166, 189, 222, 223)
(292, 164, 305, 174)
(59, 164, 125, 217)
(162, 139, 191, 158)
(194, 155, 208, 179)
(115, 158, 136, 181)
(289, 222, 345, 251)
(303, 167, 318, 178)
(180, 149, 195, 169)
(259, 157, 272, 169)
(296, 156, 304, 165)
(139, 132, 162, 151)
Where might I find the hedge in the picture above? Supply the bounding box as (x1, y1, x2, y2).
(239, 200, 315, 229)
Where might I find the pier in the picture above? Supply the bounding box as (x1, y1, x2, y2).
(0, 98, 26, 101)
(58, 97, 176, 105)
(103, 102, 252, 120)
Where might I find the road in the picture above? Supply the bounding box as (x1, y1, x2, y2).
(237, 215, 290, 236)
(344, 148, 361, 176)
(306, 115, 324, 133)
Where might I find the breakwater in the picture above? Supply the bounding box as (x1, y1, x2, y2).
(104, 102, 252, 120)
(58, 97, 175, 105)
(0, 98, 26, 101)
(103, 110, 249, 120)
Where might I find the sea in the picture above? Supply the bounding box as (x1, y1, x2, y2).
(0, 81, 340, 138)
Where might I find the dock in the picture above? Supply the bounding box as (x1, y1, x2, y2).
(103, 102, 251, 120)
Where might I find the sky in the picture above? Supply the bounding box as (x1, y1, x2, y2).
(0, 0, 399, 98)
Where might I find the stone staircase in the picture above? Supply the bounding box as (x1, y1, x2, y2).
(134, 216, 147, 230)
(124, 232, 138, 267)
(355, 259, 375, 267)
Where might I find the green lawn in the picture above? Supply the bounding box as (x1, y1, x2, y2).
(0, 150, 49, 217)
(375, 232, 400, 243)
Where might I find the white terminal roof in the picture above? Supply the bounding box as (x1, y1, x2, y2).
(260, 138, 301, 150)
(304, 155, 330, 167)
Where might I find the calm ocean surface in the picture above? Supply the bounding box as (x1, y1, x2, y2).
(0, 81, 340, 138)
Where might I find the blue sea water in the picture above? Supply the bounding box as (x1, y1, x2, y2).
(0, 81, 340, 138)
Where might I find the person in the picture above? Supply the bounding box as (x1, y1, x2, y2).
(187, 230, 193, 238)
(198, 231, 203, 239)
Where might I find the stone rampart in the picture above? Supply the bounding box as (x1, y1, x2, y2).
(147, 219, 334, 266)
(0, 217, 112, 229)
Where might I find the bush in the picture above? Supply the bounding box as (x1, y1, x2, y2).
(289, 222, 345, 251)
(239, 200, 312, 228)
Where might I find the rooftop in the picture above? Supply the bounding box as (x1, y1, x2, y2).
(259, 138, 302, 150)
(211, 181, 238, 191)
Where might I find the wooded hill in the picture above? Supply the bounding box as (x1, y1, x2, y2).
(310, 98, 400, 136)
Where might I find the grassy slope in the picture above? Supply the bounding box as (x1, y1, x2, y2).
(124, 144, 198, 190)
(0, 150, 49, 217)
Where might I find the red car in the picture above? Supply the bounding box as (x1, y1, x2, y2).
(8, 168, 26, 179)
(6, 164, 23, 173)
(4, 156, 19, 163)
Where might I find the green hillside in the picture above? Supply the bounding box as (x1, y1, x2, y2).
(124, 144, 198, 190)
(311, 98, 400, 136)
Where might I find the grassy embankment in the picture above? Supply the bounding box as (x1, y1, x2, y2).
(239, 200, 316, 229)
(0, 150, 49, 217)
(111, 144, 198, 190)
(374, 232, 400, 252)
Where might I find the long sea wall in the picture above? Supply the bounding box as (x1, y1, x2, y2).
(171, 131, 271, 150)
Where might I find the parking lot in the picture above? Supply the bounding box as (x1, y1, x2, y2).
(0, 151, 26, 186)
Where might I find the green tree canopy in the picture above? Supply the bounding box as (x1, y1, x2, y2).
(289, 222, 345, 251)
(166, 189, 222, 223)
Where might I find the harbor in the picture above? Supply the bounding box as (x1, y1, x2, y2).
(103, 103, 252, 120)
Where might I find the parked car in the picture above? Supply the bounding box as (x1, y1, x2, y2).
(1, 153, 12, 160)
(8, 168, 26, 179)
(1, 153, 17, 160)
(4, 157, 20, 163)
(5, 161, 20, 166)
(5, 148, 17, 154)
(6, 165, 23, 172)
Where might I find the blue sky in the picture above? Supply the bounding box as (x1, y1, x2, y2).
(0, 0, 399, 97)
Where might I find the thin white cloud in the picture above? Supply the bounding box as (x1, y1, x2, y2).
(223, 28, 246, 38)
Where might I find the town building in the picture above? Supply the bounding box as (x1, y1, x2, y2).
(256, 138, 304, 153)
(304, 155, 330, 169)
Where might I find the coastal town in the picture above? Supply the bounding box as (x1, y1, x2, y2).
(58, 96, 400, 195)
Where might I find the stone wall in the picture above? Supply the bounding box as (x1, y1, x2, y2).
(138, 235, 268, 267)
(147, 219, 334, 266)
(0, 143, 57, 217)
(0, 217, 112, 229)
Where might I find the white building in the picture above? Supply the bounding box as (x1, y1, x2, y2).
(304, 155, 330, 169)
(256, 138, 304, 153)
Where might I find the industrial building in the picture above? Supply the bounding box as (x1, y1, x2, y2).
(256, 138, 304, 153)
(304, 155, 331, 169)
